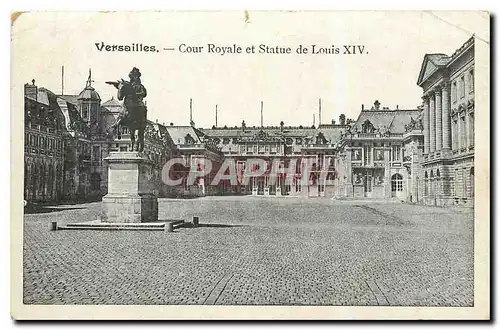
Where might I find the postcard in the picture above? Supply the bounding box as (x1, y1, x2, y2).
(11, 11, 490, 320)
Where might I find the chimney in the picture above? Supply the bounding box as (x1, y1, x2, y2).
(396, 105, 399, 110)
(24, 79, 37, 101)
(280, 121, 284, 131)
(318, 98, 322, 126)
(339, 114, 346, 126)
(362, 104, 364, 110)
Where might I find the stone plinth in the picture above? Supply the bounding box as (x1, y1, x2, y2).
(101, 152, 158, 223)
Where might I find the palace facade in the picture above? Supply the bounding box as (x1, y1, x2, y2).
(23, 37, 475, 206)
(416, 36, 475, 206)
(24, 74, 176, 203)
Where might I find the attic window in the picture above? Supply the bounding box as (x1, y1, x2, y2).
(362, 119, 375, 133)
(184, 133, 195, 145)
(315, 133, 326, 145)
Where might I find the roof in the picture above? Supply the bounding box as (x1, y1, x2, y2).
(78, 86, 101, 101)
(417, 36, 475, 86)
(353, 109, 420, 134)
(416, 53, 451, 86)
(166, 126, 203, 145)
(200, 124, 346, 146)
(101, 97, 123, 113)
(101, 97, 121, 107)
(57, 94, 79, 105)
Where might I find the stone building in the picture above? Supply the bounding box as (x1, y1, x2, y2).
(416, 36, 475, 206)
(334, 101, 422, 200)
(200, 117, 349, 197)
(24, 72, 175, 203)
(24, 81, 69, 202)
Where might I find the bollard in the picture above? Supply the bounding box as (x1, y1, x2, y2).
(50, 221, 57, 231)
(192, 216, 199, 228)
(166, 222, 174, 232)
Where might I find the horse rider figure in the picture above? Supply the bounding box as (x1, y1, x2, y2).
(108, 67, 148, 151)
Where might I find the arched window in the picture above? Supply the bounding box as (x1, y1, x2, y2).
(436, 169, 440, 177)
(91, 173, 101, 191)
(391, 173, 403, 192)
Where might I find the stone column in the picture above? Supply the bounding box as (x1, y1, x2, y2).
(423, 96, 430, 154)
(429, 92, 436, 153)
(441, 82, 451, 150)
(435, 88, 442, 151)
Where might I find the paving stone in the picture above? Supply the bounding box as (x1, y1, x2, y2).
(23, 197, 473, 306)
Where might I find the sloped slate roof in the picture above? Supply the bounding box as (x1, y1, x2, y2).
(353, 109, 420, 134)
(389, 110, 421, 134)
(200, 125, 345, 145)
(101, 97, 122, 107)
(57, 94, 79, 105)
(166, 126, 203, 145)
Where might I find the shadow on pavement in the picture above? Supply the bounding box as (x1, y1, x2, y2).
(183, 223, 249, 228)
(24, 206, 86, 214)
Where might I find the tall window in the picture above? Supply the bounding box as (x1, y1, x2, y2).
(89, 104, 99, 121)
(462, 168, 468, 198)
(363, 146, 372, 165)
(469, 113, 474, 147)
(454, 169, 459, 197)
(452, 119, 458, 150)
(424, 171, 429, 196)
(91, 173, 101, 191)
(460, 76, 465, 98)
(470, 167, 474, 198)
(392, 145, 401, 161)
(92, 146, 100, 162)
(469, 70, 474, 92)
(460, 116, 466, 148)
(82, 104, 89, 120)
(391, 173, 403, 192)
(452, 82, 457, 102)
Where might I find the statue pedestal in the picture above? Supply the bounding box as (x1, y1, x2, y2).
(101, 152, 158, 223)
(276, 187, 282, 197)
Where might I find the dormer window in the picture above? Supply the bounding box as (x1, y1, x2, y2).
(184, 133, 195, 145)
(315, 132, 327, 145)
(362, 119, 375, 133)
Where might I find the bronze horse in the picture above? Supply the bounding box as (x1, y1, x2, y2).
(108, 80, 147, 152)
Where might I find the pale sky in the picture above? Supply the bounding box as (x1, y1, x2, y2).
(12, 11, 489, 128)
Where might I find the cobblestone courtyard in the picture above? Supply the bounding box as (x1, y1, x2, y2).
(23, 197, 474, 306)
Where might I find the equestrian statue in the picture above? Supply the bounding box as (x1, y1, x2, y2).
(107, 67, 148, 152)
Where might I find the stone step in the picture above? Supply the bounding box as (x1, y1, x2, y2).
(57, 225, 166, 231)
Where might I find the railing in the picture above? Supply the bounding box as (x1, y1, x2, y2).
(347, 132, 404, 139)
